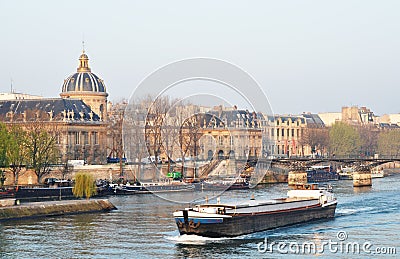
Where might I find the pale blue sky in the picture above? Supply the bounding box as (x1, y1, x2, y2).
(1, 0, 399, 115)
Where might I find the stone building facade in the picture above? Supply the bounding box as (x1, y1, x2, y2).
(0, 51, 110, 164)
(202, 108, 263, 160)
(132, 103, 264, 162)
(262, 113, 325, 157)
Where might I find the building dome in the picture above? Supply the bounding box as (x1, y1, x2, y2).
(60, 50, 108, 121)
(61, 51, 107, 94)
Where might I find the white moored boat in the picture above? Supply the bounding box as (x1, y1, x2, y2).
(371, 168, 384, 178)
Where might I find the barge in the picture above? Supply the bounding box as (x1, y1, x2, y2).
(194, 177, 250, 191)
(112, 181, 195, 194)
(173, 183, 337, 237)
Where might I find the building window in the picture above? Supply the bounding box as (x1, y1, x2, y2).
(83, 132, 89, 145)
(297, 129, 300, 138)
(281, 129, 284, 137)
(93, 132, 98, 145)
(55, 133, 60, 145)
(75, 132, 80, 145)
(68, 132, 72, 147)
(209, 136, 213, 145)
(100, 104, 104, 119)
(218, 136, 223, 146)
(287, 129, 290, 137)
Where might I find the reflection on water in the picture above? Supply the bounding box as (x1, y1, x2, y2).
(353, 186, 372, 193)
(0, 175, 399, 258)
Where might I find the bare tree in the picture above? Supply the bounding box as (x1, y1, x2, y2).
(59, 163, 72, 180)
(123, 98, 151, 181)
(298, 125, 329, 156)
(160, 100, 198, 174)
(144, 96, 171, 166)
(160, 108, 179, 174)
(108, 101, 127, 177)
(179, 113, 222, 178)
(24, 121, 59, 183)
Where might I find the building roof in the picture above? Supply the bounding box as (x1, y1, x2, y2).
(208, 109, 263, 128)
(0, 98, 101, 122)
(277, 115, 305, 124)
(302, 113, 325, 127)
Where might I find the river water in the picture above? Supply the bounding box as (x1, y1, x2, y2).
(1, 174, 399, 258)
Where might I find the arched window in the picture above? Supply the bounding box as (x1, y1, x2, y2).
(208, 150, 213, 160)
(218, 150, 224, 159)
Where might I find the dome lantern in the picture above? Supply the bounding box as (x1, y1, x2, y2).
(77, 51, 91, 72)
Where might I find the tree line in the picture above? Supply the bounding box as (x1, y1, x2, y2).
(301, 121, 400, 158)
(0, 122, 58, 185)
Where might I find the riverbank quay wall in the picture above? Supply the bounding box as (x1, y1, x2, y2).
(0, 199, 116, 221)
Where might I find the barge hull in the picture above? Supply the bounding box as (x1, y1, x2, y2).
(177, 203, 336, 237)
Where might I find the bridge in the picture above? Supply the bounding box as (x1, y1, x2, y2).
(243, 157, 400, 171)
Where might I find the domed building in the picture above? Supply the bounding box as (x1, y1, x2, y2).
(60, 51, 108, 120)
(0, 50, 112, 167)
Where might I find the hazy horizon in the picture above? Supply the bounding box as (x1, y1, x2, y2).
(1, 1, 400, 116)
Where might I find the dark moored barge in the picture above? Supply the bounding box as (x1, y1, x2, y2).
(15, 179, 74, 201)
(194, 177, 250, 191)
(173, 183, 337, 237)
(111, 181, 195, 194)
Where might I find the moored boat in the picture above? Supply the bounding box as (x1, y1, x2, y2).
(15, 178, 75, 201)
(371, 168, 384, 178)
(307, 165, 339, 182)
(194, 177, 250, 191)
(15, 186, 74, 201)
(173, 183, 337, 237)
(0, 188, 16, 199)
(112, 181, 195, 194)
(337, 166, 354, 180)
